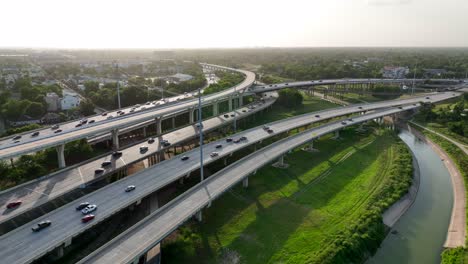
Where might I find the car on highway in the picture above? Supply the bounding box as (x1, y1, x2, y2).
(341, 121, 347, 125)
(210, 152, 219, 158)
(81, 214, 95, 223)
(215, 144, 222, 149)
(75, 123, 82, 128)
(6, 201, 22, 209)
(112, 151, 123, 158)
(358, 106, 363, 109)
(240, 136, 247, 141)
(181, 156, 189, 161)
(81, 204, 97, 215)
(101, 161, 112, 167)
(426, 97, 430, 99)
(12, 135, 21, 140)
(267, 128, 274, 134)
(31, 131, 40, 137)
(76, 202, 90, 210)
(263, 125, 270, 130)
(125, 185, 136, 192)
(13, 140, 20, 144)
(32, 220, 51, 232)
(54, 129, 63, 133)
(107, 115, 114, 120)
(140, 146, 148, 152)
(80, 119, 88, 124)
(315, 115, 320, 118)
(242, 109, 246, 113)
(51, 124, 60, 130)
(101, 112, 108, 116)
(348, 118, 353, 122)
(130, 108, 135, 113)
(223, 114, 229, 118)
(230, 114, 235, 117)
(89, 120, 95, 124)
(226, 138, 233, 142)
(398, 106, 403, 109)
(148, 138, 155, 144)
(233, 138, 241, 143)
(116, 110, 122, 114)
(161, 139, 171, 147)
(95, 168, 104, 174)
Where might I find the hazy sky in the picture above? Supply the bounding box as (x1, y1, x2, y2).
(2, 0, 468, 48)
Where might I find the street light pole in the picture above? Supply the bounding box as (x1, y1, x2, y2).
(412, 63, 417, 95)
(198, 87, 204, 182)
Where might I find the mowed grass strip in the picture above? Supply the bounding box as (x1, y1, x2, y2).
(162, 129, 399, 264)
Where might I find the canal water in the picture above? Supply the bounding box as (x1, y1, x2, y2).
(368, 129, 453, 264)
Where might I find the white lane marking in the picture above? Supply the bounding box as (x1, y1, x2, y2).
(78, 168, 85, 184)
(24, 188, 49, 197)
(120, 158, 127, 166)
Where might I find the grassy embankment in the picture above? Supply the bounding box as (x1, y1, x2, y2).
(161, 127, 413, 264)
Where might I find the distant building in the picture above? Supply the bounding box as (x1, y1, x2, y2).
(60, 92, 81, 110)
(381, 66, 409, 79)
(45, 92, 61, 112)
(166, 73, 193, 83)
(423, 69, 447, 78)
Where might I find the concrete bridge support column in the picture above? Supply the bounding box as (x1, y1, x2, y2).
(334, 130, 340, 139)
(303, 140, 319, 152)
(272, 155, 289, 168)
(156, 118, 162, 135)
(56, 144, 66, 169)
(112, 129, 119, 150)
(189, 109, 194, 124)
(239, 95, 243, 107)
(213, 102, 219, 116)
(143, 127, 147, 138)
(242, 177, 249, 188)
(228, 97, 233, 111)
(195, 210, 203, 222)
(172, 117, 176, 130)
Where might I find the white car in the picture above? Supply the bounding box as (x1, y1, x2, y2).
(81, 204, 97, 215)
(210, 152, 219, 158)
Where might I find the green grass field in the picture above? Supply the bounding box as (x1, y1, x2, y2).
(162, 128, 402, 264)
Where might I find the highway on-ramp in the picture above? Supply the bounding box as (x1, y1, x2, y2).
(0, 92, 460, 264)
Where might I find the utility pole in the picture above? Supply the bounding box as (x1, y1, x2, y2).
(198, 86, 204, 182)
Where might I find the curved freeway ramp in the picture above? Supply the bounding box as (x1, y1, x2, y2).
(0, 92, 458, 230)
(78, 106, 422, 264)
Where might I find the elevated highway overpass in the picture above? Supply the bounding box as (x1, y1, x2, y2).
(78, 105, 425, 264)
(0, 91, 460, 264)
(0, 91, 457, 230)
(250, 78, 464, 94)
(0, 95, 276, 231)
(0, 64, 255, 165)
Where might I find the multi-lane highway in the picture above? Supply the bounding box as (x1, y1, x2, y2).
(0, 64, 255, 160)
(78, 105, 422, 264)
(250, 78, 463, 93)
(0, 92, 460, 264)
(0, 96, 276, 227)
(0, 91, 457, 228)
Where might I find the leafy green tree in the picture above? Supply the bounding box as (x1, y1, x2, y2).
(79, 99, 95, 116)
(25, 102, 45, 119)
(1, 99, 31, 120)
(84, 81, 100, 95)
(277, 89, 303, 108)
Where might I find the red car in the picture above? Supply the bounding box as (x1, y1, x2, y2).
(81, 214, 95, 223)
(6, 201, 22, 209)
